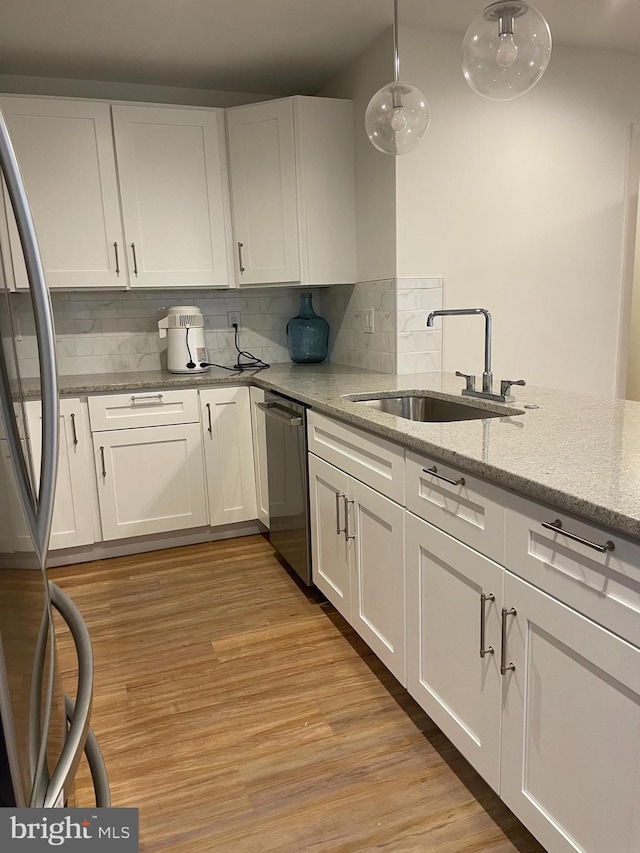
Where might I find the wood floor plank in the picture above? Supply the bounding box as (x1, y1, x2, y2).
(49, 534, 545, 853)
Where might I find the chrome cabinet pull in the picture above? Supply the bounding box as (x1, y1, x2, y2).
(335, 492, 346, 535)
(344, 497, 355, 540)
(100, 447, 106, 479)
(500, 607, 517, 674)
(480, 593, 495, 658)
(113, 241, 120, 275)
(130, 393, 163, 405)
(237, 241, 245, 273)
(541, 519, 615, 553)
(70, 412, 78, 446)
(257, 401, 303, 426)
(206, 402, 212, 434)
(131, 242, 138, 275)
(424, 465, 466, 487)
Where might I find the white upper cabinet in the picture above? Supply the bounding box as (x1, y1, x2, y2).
(112, 105, 232, 288)
(226, 96, 356, 287)
(226, 99, 300, 284)
(1, 97, 125, 289)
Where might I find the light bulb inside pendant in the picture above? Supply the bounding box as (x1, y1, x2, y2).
(496, 32, 518, 67)
(390, 105, 409, 133)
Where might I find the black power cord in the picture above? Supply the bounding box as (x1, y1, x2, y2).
(198, 323, 270, 372)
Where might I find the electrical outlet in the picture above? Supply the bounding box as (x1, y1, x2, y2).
(363, 309, 374, 334)
(227, 311, 241, 329)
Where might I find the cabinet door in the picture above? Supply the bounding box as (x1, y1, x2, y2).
(22, 399, 96, 550)
(94, 424, 206, 540)
(0, 97, 125, 289)
(349, 477, 405, 684)
(405, 512, 503, 791)
(112, 105, 232, 288)
(308, 453, 350, 618)
(226, 99, 301, 284)
(200, 388, 257, 526)
(249, 387, 269, 528)
(501, 572, 640, 853)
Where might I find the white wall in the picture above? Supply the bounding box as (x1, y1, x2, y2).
(321, 33, 397, 282)
(397, 28, 640, 396)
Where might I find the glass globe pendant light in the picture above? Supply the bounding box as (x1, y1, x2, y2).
(462, 1, 552, 101)
(365, 0, 430, 156)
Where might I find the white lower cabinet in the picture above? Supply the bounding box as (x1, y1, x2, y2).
(309, 452, 405, 683)
(501, 572, 640, 853)
(200, 387, 257, 526)
(406, 508, 640, 853)
(405, 512, 503, 791)
(309, 454, 350, 617)
(94, 423, 207, 540)
(249, 387, 270, 528)
(24, 398, 96, 550)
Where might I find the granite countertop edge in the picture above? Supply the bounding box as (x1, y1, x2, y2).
(21, 365, 640, 543)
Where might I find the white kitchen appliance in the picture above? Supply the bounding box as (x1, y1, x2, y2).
(158, 305, 209, 374)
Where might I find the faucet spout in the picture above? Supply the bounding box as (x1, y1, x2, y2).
(426, 308, 493, 393)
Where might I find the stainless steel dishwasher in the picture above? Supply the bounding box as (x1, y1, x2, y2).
(258, 391, 311, 585)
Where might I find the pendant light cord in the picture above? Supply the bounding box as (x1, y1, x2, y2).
(393, 0, 400, 83)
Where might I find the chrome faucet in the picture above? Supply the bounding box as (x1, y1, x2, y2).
(426, 308, 525, 403)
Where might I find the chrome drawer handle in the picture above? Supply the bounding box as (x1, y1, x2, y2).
(70, 412, 78, 446)
(130, 394, 164, 405)
(335, 492, 346, 535)
(344, 496, 355, 540)
(500, 607, 517, 674)
(541, 519, 615, 553)
(480, 592, 495, 658)
(423, 465, 465, 487)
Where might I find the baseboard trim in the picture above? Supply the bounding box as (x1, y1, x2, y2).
(45, 520, 266, 567)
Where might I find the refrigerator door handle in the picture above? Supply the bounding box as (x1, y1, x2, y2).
(43, 583, 94, 808)
(64, 695, 110, 808)
(0, 106, 58, 564)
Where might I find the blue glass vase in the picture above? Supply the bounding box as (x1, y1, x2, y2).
(286, 292, 329, 363)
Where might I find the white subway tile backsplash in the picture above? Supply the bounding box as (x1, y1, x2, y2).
(397, 351, 443, 374)
(396, 288, 444, 312)
(397, 330, 442, 353)
(397, 277, 443, 290)
(324, 277, 443, 375)
(11, 288, 323, 377)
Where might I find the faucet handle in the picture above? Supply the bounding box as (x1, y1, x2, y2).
(455, 371, 476, 392)
(500, 379, 526, 397)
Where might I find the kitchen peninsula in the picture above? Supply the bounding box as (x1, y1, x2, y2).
(23, 361, 640, 853)
(25, 362, 640, 539)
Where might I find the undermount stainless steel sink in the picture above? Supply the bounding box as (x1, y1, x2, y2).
(346, 394, 523, 423)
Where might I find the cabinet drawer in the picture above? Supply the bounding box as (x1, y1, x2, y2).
(505, 493, 640, 646)
(406, 452, 505, 564)
(307, 410, 404, 504)
(88, 389, 199, 431)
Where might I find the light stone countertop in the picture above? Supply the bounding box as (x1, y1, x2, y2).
(21, 362, 640, 541)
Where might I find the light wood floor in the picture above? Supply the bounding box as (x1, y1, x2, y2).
(50, 535, 545, 853)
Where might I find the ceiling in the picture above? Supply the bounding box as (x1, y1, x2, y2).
(1, 0, 639, 96)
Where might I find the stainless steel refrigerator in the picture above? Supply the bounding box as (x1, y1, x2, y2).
(0, 107, 109, 808)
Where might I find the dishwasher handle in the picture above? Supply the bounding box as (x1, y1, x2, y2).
(257, 400, 303, 427)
